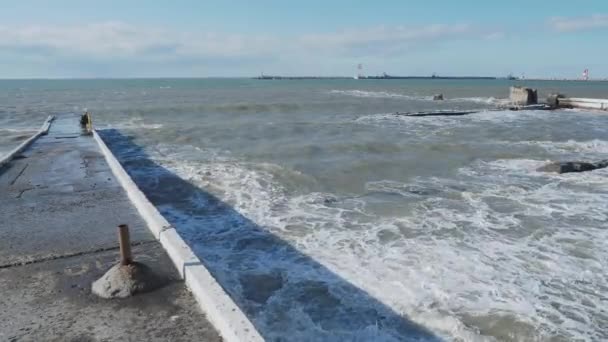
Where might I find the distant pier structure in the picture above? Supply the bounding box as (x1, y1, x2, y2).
(354, 63, 363, 80)
(254, 74, 497, 80)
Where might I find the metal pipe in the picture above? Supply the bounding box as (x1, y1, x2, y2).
(118, 224, 133, 265)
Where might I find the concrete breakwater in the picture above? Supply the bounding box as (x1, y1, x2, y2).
(557, 97, 608, 111)
(0, 114, 254, 341)
(509, 86, 608, 111)
(394, 87, 607, 117)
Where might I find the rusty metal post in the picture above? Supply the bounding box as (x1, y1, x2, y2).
(118, 224, 133, 265)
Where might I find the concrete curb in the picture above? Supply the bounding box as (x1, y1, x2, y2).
(0, 115, 54, 169)
(93, 130, 263, 342)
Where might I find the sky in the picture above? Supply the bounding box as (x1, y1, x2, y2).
(1, 0, 607, 78)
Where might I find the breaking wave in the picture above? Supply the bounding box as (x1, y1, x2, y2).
(329, 90, 502, 105)
(115, 133, 608, 341)
(329, 90, 432, 101)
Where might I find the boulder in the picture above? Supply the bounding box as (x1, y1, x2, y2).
(536, 160, 608, 174)
(92, 262, 167, 298)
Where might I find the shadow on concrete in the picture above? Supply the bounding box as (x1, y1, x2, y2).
(98, 129, 442, 341)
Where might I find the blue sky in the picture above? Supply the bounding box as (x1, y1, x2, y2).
(1, 1, 607, 78)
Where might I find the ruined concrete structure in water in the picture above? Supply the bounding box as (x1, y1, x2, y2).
(509, 86, 538, 105)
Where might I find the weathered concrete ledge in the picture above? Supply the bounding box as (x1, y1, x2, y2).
(0, 115, 54, 168)
(0, 114, 221, 341)
(94, 129, 264, 342)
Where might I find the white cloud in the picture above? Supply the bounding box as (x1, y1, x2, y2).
(0, 22, 497, 59)
(299, 24, 472, 47)
(549, 14, 608, 32)
(0, 22, 504, 77)
(0, 22, 277, 59)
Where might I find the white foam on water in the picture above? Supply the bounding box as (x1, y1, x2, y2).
(355, 110, 562, 142)
(449, 97, 502, 105)
(466, 109, 554, 124)
(508, 139, 608, 158)
(127, 144, 465, 340)
(329, 90, 433, 101)
(354, 112, 473, 138)
(102, 116, 164, 130)
(123, 137, 608, 341)
(329, 90, 502, 105)
(0, 127, 38, 133)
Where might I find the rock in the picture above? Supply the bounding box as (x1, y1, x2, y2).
(433, 94, 444, 101)
(536, 160, 608, 174)
(92, 262, 167, 299)
(323, 197, 338, 205)
(595, 160, 608, 169)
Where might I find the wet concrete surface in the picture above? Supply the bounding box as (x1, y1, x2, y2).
(0, 114, 221, 341)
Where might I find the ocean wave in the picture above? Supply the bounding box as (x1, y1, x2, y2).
(0, 127, 37, 133)
(102, 117, 164, 131)
(329, 90, 502, 105)
(515, 139, 608, 156)
(450, 96, 501, 104)
(114, 137, 608, 341)
(329, 89, 432, 101)
(355, 110, 555, 129)
(114, 143, 479, 340)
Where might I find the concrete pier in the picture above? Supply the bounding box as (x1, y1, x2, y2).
(0, 114, 220, 341)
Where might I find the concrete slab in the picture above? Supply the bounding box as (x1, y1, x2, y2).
(0, 115, 152, 266)
(0, 114, 221, 341)
(0, 244, 221, 342)
(0, 193, 151, 266)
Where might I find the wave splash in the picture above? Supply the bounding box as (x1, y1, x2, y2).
(128, 136, 608, 341)
(329, 89, 501, 104)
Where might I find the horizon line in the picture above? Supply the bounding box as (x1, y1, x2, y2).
(1, 76, 607, 81)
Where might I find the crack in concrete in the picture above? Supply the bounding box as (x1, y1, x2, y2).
(16, 187, 33, 199)
(0, 240, 157, 270)
(10, 163, 28, 186)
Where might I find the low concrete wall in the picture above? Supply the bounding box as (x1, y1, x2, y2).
(510, 86, 538, 105)
(0, 116, 54, 168)
(93, 130, 263, 342)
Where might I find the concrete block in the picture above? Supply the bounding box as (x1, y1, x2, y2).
(510, 86, 538, 105)
(546, 93, 566, 108)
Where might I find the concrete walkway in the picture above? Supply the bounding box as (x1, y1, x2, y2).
(0, 114, 221, 341)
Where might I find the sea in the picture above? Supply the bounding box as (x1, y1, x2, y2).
(1, 78, 607, 341)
